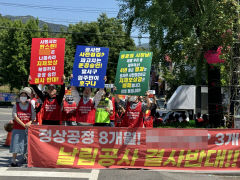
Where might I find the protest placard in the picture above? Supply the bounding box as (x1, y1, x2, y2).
(29, 38, 65, 84)
(71, 45, 109, 88)
(114, 51, 152, 96)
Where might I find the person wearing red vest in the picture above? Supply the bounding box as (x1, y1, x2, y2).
(143, 109, 154, 128)
(62, 95, 77, 126)
(29, 88, 42, 125)
(32, 95, 43, 125)
(72, 86, 96, 126)
(116, 92, 150, 128)
(10, 87, 36, 167)
(29, 75, 65, 125)
(115, 103, 126, 127)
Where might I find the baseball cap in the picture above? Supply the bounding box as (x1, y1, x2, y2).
(19, 87, 32, 98)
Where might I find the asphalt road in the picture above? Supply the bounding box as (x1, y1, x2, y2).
(0, 107, 240, 180)
(0, 108, 12, 138)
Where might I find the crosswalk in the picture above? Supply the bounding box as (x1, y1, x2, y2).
(0, 167, 100, 179)
(0, 149, 99, 180)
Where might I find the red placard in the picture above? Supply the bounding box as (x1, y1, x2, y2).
(28, 126, 240, 170)
(30, 38, 65, 85)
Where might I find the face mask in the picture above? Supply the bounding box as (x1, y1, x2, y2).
(68, 100, 74, 104)
(20, 96, 27, 103)
(129, 96, 137, 102)
(66, 98, 73, 103)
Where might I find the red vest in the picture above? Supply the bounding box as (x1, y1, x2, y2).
(144, 110, 153, 128)
(109, 97, 115, 121)
(62, 100, 77, 122)
(123, 102, 143, 128)
(42, 98, 61, 121)
(13, 103, 32, 130)
(76, 98, 95, 124)
(115, 112, 124, 127)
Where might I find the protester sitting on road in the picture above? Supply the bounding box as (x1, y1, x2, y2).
(116, 92, 150, 128)
(174, 114, 180, 122)
(71, 86, 96, 126)
(10, 87, 36, 167)
(196, 112, 204, 127)
(202, 114, 209, 127)
(29, 75, 65, 125)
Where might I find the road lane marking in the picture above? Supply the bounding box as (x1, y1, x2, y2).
(90, 169, 100, 180)
(0, 167, 94, 179)
(0, 112, 12, 115)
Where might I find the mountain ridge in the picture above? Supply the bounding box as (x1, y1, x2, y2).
(3, 15, 68, 32)
(3, 15, 150, 48)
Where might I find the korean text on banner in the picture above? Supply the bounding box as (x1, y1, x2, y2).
(114, 51, 152, 96)
(28, 126, 240, 170)
(71, 46, 109, 88)
(30, 38, 65, 85)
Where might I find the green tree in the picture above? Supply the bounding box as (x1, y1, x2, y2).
(118, 0, 238, 88)
(0, 17, 47, 90)
(61, 13, 136, 83)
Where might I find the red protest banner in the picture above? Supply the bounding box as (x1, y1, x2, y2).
(28, 126, 240, 170)
(30, 38, 65, 85)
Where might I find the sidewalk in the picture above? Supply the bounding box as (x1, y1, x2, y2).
(0, 136, 99, 179)
(0, 136, 27, 167)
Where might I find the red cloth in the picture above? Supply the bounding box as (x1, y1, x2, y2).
(42, 98, 61, 121)
(62, 100, 77, 122)
(37, 107, 43, 125)
(197, 117, 204, 123)
(109, 97, 115, 121)
(13, 103, 32, 130)
(122, 102, 143, 128)
(115, 112, 124, 127)
(76, 98, 95, 124)
(144, 110, 153, 128)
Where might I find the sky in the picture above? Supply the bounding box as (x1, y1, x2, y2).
(0, 0, 149, 45)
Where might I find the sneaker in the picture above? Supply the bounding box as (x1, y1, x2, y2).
(10, 162, 18, 167)
(24, 154, 28, 164)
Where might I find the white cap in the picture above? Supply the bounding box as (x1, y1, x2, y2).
(19, 87, 32, 98)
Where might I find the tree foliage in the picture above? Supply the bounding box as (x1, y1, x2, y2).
(0, 13, 135, 90)
(118, 0, 239, 91)
(62, 13, 135, 83)
(0, 17, 44, 90)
